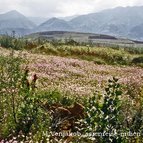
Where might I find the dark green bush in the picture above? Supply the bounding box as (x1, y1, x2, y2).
(0, 35, 26, 50)
(132, 56, 143, 64)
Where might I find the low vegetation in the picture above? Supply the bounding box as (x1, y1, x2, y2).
(0, 35, 143, 142)
(1, 35, 143, 66)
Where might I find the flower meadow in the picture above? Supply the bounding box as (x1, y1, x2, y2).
(1, 37, 143, 142)
(29, 53, 143, 96)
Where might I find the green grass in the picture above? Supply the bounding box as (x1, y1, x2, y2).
(33, 43, 133, 66)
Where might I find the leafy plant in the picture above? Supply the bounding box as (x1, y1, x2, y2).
(84, 78, 123, 142)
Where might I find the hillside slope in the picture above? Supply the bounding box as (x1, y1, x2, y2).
(70, 6, 143, 39)
(36, 18, 73, 32)
(0, 10, 36, 35)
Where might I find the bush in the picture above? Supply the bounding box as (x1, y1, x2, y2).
(0, 52, 51, 142)
(0, 52, 25, 138)
(83, 77, 124, 142)
(132, 56, 143, 64)
(0, 35, 26, 50)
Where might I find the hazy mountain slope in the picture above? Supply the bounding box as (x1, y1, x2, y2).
(36, 18, 73, 32)
(29, 15, 78, 26)
(1, 6, 143, 39)
(35, 6, 143, 40)
(129, 23, 143, 40)
(0, 10, 36, 35)
(28, 17, 49, 26)
(59, 15, 79, 21)
(70, 6, 143, 38)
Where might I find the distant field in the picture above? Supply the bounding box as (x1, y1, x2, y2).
(27, 31, 143, 48)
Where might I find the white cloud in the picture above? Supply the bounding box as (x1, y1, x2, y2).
(0, 0, 143, 17)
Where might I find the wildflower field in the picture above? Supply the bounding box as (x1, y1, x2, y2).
(0, 36, 143, 142)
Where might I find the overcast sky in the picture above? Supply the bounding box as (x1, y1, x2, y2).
(0, 0, 143, 18)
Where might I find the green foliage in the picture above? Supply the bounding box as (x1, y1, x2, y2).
(65, 38, 80, 46)
(0, 52, 50, 142)
(94, 58, 107, 65)
(132, 56, 143, 64)
(84, 78, 123, 142)
(99, 78, 123, 142)
(37, 89, 75, 107)
(2, 35, 142, 67)
(0, 35, 26, 50)
(0, 53, 76, 142)
(34, 44, 132, 66)
(0, 35, 46, 50)
(124, 47, 143, 55)
(0, 52, 25, 138)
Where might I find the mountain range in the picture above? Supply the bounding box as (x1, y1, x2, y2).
(0, 10, 36, 36)
(0, 6, 143, 40)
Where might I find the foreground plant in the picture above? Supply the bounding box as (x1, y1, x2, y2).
(84, 77, 123, 142)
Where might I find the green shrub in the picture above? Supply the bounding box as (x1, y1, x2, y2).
(94, 58, 107, 65)
(0, 52, 50, 142)
(83, 78, 124, 142)
(132, 56, 143, 64)
(0, 52, 25, 138)
(0, 35, 26, 50)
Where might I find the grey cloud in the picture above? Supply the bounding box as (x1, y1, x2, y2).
(0, 0, 143, 17)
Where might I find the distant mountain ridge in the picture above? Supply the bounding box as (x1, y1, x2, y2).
(0, 10, 36, 36)
(28, 17, 49, 25)
(36, 17, 73, 32)
(0, 6, 143, 40)
(34, 6, 143, 40)
(70, 6, 143, 40)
